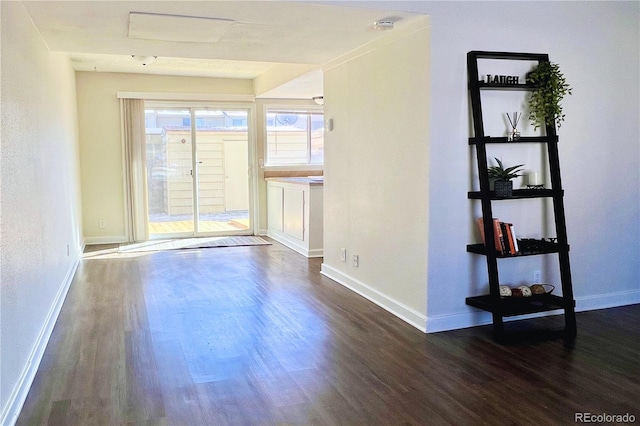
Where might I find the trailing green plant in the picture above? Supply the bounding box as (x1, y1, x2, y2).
(488, 158, 524, 182)
(527, 61, 572, 130)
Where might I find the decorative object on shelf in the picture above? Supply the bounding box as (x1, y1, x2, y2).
(526, 170, 544, 189)
(499, 284, 555, 298)
(518, 285, 532, 297)
(487, 157, 524, 197)
(499, 285, 512, 297)
(511, 287, 523, 297)
(494, 181, 512, 198)
(531, 284, 555, 295)
(506, 112, 521, 141)
(517, 238, 559, 254)
(527, 61, 572, 130)
(484, 74, 520, 85)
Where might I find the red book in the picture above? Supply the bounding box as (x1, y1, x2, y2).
(477, 217, 486, 244)
(494, 219, 506, 254)
(477, 218, 506, 254)
(504, 223, 516, 255)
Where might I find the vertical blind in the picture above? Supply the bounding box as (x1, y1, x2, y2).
(120, 98, 149, 241)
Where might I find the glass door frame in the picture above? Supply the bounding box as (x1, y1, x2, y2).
(144, 101, 257, 239)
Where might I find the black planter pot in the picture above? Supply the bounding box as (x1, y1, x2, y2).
(494, 180, 513, 197)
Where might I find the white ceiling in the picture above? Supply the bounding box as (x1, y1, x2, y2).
(22, 1, 427, 98)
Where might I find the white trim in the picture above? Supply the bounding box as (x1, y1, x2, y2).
(117, 92, 255, 102)
(575, 289, 640, 312)
(84, 235, 128, 245)
(425, 290, 640, 333)
(262, 165, 324, 173)
(263, 103, 324, 114)
(320, 264, 427, 332)
(323, 17, 431, 72)
(426, 311, 492, 333)
(0, 258, 79, 426)
(307, 248, 324, 258)
(267, 229, 323, 258)
(247, 103, 260, 236)
(425, 309, 565, 333)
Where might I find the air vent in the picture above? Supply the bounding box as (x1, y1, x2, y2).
(128, 12, 234, 43)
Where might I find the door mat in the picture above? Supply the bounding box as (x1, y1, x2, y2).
(119, 236, 271, 253)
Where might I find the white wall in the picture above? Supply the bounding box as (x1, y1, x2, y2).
(323, 0, 639, 332)
(0, 2, 83, 423)
(417, 1, 640, 330)
(76, 72, 254, 243)
(321, 19, 431, 329)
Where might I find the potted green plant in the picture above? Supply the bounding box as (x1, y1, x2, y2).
(527, 61, 572, 130)
(488, 158, 524, 197)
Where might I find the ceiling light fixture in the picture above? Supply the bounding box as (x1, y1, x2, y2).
(312, 96, 324, 105)
(131, 55, 158, 66)
(373, 20, 394, 30)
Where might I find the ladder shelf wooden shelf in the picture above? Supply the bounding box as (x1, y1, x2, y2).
(465, 50, 576, 342)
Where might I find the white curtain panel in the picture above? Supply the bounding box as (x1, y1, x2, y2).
(120, 98, 149, 242)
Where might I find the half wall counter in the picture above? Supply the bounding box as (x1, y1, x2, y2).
(266, 177, 323, 258)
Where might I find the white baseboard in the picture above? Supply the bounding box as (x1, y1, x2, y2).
(320, 264, 427, 332)
(425, 289, 640, 333)
(425, 309, 565, 333)
(307, 248, 324, 258)
(84, 235, 128, 245)
(426, 310, 492, 333)
(575, 289, 640, 312)
(0, 258, 79, 426)
(267, 230, 323, 258)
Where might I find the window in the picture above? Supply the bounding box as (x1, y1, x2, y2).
(182, 117, 205, 127)
(265, 109, 324, 166)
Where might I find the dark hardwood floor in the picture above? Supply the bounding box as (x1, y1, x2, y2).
(18, 241, 640, 425)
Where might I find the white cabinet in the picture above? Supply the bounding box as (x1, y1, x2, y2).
(267, 185, 284, 232)
(266, 178, 323, 258)
(283, 188, 305, 240)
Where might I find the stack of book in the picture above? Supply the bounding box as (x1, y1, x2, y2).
(477, 218, 519, 255)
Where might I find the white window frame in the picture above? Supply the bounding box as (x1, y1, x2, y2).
(263, 105, 324, 170)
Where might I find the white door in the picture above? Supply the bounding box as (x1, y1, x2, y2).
(223, 138, 249, 212)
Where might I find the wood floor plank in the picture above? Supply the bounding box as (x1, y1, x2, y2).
(16, 241, 640, 425)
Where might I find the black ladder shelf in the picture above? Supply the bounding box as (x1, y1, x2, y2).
(465, 51, 576, 342)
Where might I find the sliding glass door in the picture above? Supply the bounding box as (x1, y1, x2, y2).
(144, 105, 252, 238)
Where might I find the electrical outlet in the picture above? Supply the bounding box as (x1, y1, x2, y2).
(340, 248, 347, 262)
(353, 254, 359, 268)
(533, 270, 541, 283)
(99, 220, 106, 229)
